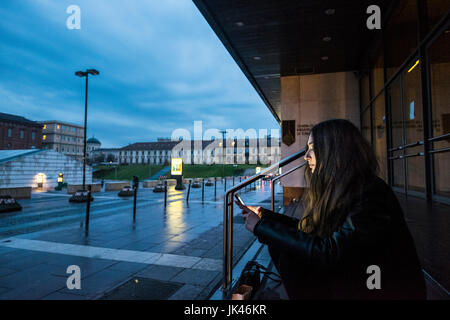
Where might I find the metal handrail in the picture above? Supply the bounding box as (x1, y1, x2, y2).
(270, 162, 307, 211)
(389, 152, 424, 160)
(428, 132, 450, 142)
(429, 147, 450, 154)
(389, 140, 424, 152)
(222, 147, 306, 296)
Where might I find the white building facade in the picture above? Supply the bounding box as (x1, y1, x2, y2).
(119, 137, 280, 165)
(0, 149, 92, 190)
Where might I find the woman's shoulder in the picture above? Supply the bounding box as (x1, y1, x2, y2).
(362, 175, 391, 196)
(357, 175, 400, 211)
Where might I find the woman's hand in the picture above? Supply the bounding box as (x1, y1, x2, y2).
(234, 201, 263, 217)
(234, 201, 262, 233)
(242, 211, 261, 233)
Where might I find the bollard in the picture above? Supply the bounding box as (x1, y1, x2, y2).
(240, 176, 242, 183)
(186, 180, 191, 202)
(202, 178, 204, 203)
(164, 180, 167, 207)
(224, 177, 227, 191)
(214, 177, 217, 200)
(232, 176, 235, 186)
(133, 185, 137, 222)
(85, 186, 91, 236)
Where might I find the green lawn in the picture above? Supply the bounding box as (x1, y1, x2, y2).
(93, 164, 265, 181)
(93, 165, 165, 181)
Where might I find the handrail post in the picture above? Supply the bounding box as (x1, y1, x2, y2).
(223, 192, 229, 293)
(186, 180, 191, 202)
(270, 162, 307, 213)
(214, 177, 217, 200)
(164, 180, 167, 207)
(202, 178, 204, 203)
(85, 186, 91, 236)
(133, 184, 137, 222)
(271, 180, 275, 212)
(228, 191, 233, 289)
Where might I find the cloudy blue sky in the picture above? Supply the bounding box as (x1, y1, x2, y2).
(0, 0, 279, 148)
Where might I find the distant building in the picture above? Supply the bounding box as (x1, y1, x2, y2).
(92, 148, 121, 163)
(0, 112, 43, 150)
(171, 140, 217, 164)
(178, 137, 280, 165)
(119, 137, 280, 165)
(0, 149, 92, 191)
(119, 141, 180, 165)
(86, 136, 101, 160)
(39, 120, 84, 161)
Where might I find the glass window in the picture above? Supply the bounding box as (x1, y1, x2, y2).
(20, 130, 24, 139)
(433, 152, 450, 197)
(392, 158, 405, 189)
(373, 93, 387, 181)
(403, 57, 423, 145)
(428, 29, 450, 150)
(361, 72, 371, 109)
(371, 48, 385, 96)
(7, 128, 12, 137)
(385, 0, 418, 80)
(407, 156, 425, 193)
(424, 1, 450, 35)
(361, 107, 371, 145)
(389, 77, 404, 148)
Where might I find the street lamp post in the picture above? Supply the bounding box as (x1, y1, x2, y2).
(75, 69, 99, 192)
(220, 130, 226, 179)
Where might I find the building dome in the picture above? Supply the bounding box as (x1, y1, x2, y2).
(87, 137, 101, 145)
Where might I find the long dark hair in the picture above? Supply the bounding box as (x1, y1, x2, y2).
(300, 119, 378, 238)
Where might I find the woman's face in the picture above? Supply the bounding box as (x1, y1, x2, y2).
(304, 134, 316, 172)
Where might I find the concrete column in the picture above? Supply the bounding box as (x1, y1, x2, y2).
(280, 71, 360, 205)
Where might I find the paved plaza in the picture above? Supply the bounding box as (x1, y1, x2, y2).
(0, 180, 282, 300)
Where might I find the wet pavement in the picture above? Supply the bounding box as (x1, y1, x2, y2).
(0, 179, 283, 299)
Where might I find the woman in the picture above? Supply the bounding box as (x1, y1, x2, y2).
(238, 119, 426, 300)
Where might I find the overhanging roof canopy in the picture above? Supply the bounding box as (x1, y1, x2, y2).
(193, 0, 390, 122)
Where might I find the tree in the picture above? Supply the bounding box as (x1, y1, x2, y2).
(106, 153, 115, 163)
(93, 154, 105, 164)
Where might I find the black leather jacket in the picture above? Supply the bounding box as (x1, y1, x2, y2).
(254, 176, 426, 300)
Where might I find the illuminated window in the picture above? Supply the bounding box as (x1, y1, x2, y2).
(57, 125, 60, 130)
(43, 124, 47, 129)
(43, 135, 47, 140)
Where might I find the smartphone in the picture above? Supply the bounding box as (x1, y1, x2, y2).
(234, 193, 245, 207)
